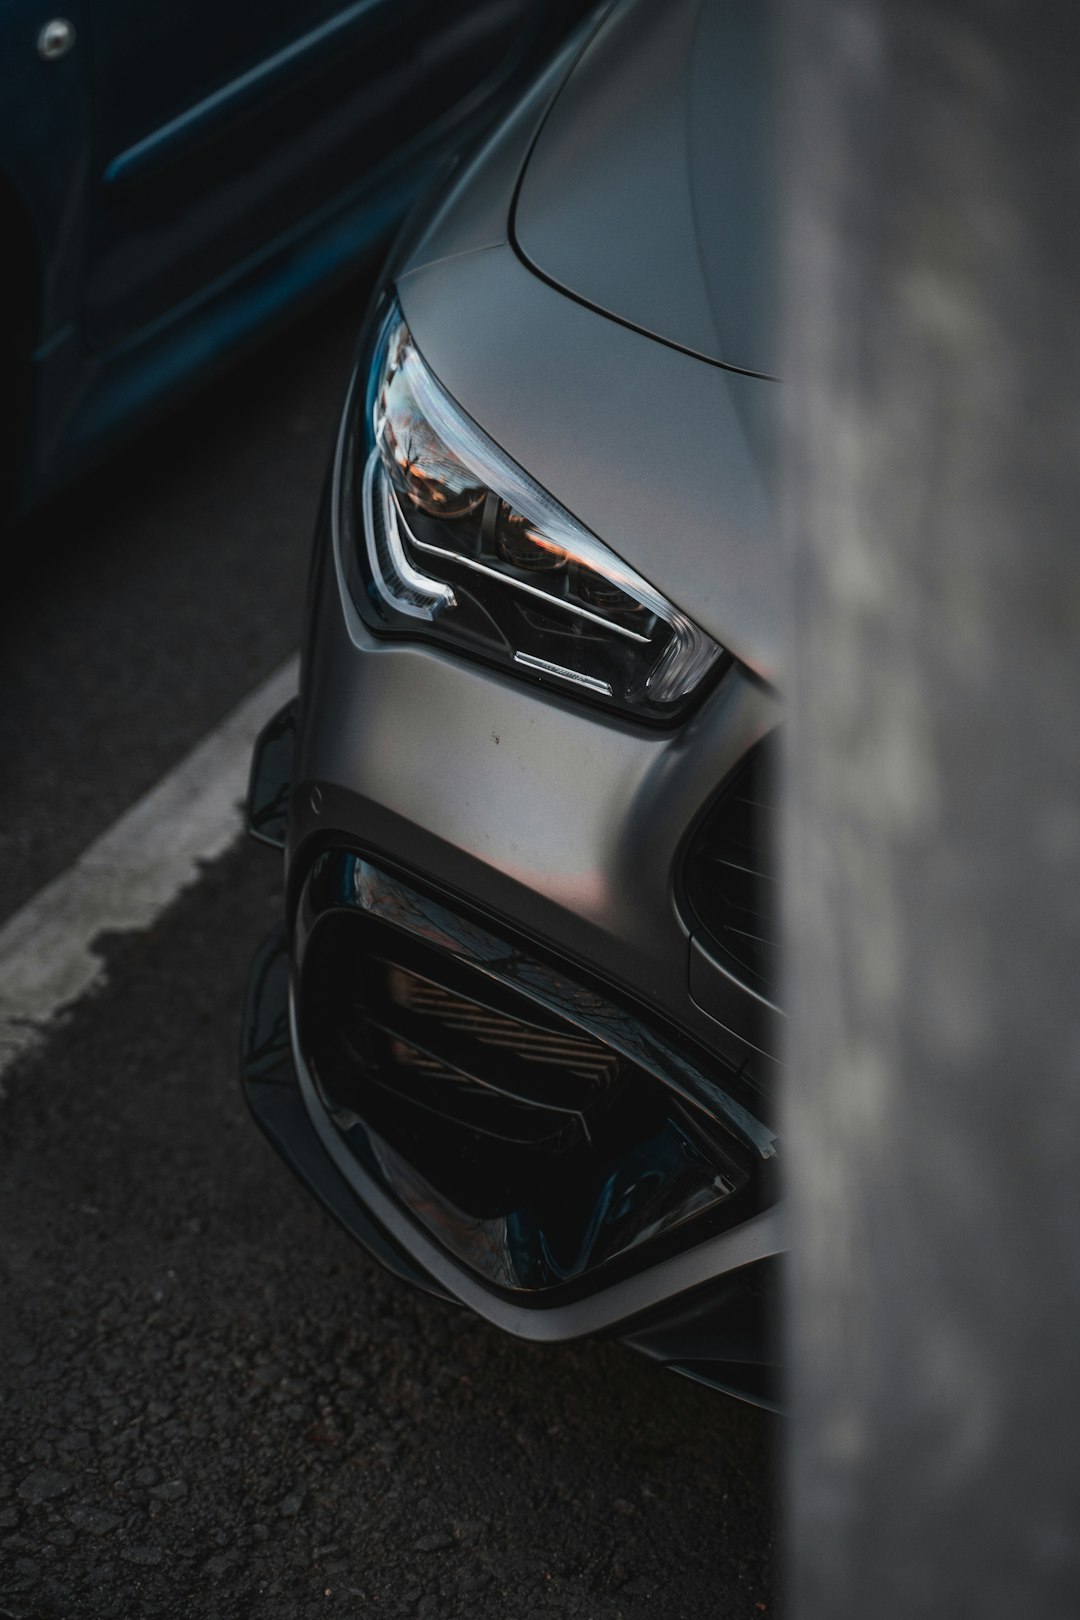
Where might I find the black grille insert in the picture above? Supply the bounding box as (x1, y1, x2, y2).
(685, 739, 779, 999)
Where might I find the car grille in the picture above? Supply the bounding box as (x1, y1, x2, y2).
(684, 738, 779, 999)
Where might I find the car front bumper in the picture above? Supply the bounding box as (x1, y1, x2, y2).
(242, 475, 784, 1406)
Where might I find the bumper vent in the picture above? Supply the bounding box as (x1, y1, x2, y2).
(386, 965, 620, 1085)
(351, 957, 621, 1154)
(295, 854, 761, 1293)
(684, 738, 779, 999)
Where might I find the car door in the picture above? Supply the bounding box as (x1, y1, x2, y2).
(81, 0, 555, 351)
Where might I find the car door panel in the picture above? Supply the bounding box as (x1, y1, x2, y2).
(83, 0, 544, 350)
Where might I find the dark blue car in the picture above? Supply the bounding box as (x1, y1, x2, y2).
(1, 0, 591, 521)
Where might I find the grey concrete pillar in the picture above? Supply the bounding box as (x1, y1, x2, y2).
(780, 2, 1080, 1615)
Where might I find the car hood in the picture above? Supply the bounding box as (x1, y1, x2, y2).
(394, 0, 782, 683)
(514, 0, 777, 379)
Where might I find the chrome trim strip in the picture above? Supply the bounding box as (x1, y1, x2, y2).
(513, 651, 612, 694)
(405, 527, 654, 644)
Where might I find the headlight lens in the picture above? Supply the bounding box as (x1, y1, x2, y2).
(343, 299, 724, 719)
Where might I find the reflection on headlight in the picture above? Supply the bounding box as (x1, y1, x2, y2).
(346, 298, 725, 719)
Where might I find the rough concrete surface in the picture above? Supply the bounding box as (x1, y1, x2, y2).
(0, 840, 780, 1620)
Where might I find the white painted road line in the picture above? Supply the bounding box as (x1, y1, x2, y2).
(0, 654, 300, 1083)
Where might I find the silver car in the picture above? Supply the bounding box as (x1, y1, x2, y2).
(243, 0, 782, 1409)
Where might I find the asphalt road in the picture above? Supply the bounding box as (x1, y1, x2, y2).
(0, 288, 781, 1620)
(0, 284, 357, 926)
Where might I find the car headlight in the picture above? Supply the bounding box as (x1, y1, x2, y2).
(340, 298, 725, 720)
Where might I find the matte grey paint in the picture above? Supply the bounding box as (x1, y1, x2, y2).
(396, 15, 597, 275)
(515, 0, 778, 377)
(396, 247, 782, 683)
(290, 473, 780, 1082)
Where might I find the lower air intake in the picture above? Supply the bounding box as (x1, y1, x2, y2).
(295, 857, 760, 1294)
(348, 955, 621, 1155)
